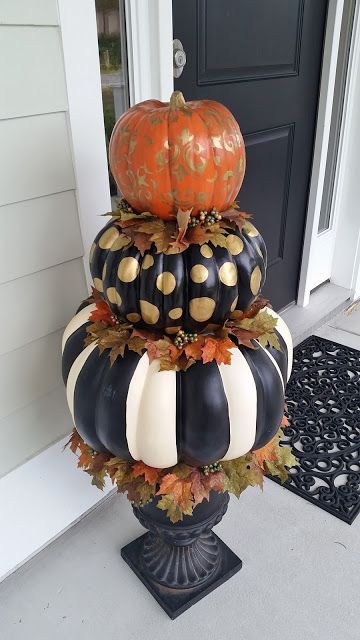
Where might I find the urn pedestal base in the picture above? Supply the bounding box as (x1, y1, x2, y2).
(121, 491, 242, 619)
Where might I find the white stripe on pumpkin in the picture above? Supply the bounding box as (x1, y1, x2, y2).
(66, 341, 98, 421)
(260, 307, 293, 381)
(61, 303, 96, 353)
(126, 355, 178, 468)
(220, 348, 258, 461)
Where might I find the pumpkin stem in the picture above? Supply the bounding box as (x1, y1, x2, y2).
(169, 91, 186, 109)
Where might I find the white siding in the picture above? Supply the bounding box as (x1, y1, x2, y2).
(0, 0, 59, 26)
(0, 192, 83, 283)
(0, 113, 75, 206)
(0, 27, 67, 119)
(0, 0, 88, 476)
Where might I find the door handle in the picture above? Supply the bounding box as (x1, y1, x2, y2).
(173, 39, 186, 78)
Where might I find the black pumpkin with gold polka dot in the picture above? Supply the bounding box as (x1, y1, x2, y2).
(90, 219, 266, 332)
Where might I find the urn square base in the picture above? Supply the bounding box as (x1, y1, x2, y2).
(121, 532, 242, 619)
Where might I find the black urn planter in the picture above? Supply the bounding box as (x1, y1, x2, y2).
(121, 491, 242, 619)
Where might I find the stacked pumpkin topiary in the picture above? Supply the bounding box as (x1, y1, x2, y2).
(62, 92, 294, 520)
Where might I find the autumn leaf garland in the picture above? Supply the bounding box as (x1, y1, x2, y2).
(85, 290, 281, 371)
(102, 198, 251, 256)
(65, 415, 297, 523)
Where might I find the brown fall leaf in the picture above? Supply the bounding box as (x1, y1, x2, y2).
(132, 232, 153, 255)
(89, 297, 114, 325)
(190, 469, 210, 506)
(132, 461, 161, 485)
(91, 452, 111, 473)
(156, 473, 193, 510)
(252, 436, 278, 470)
(201, 336, 235, 365)
(227, 326, 259, 349)
(145, 338, 172, 364)
(78, 448, 93, 469)
(203, 470, 226, 493)
(64, 430, 82, 454)
(184, 336, 206, 361)
(127, 335, 147, 355)
(281, 414, 290, 428)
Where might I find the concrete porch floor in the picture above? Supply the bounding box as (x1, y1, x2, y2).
(1, 303, 360, 640)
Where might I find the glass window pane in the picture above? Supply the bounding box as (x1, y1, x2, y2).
(95, 0, 129, 197)
(318, 0, 355, 233)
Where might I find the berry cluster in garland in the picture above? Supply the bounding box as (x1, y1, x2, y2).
(188, 208, 222, 228)
(202, 462, 222, 476)
(173, 329, 198, 349)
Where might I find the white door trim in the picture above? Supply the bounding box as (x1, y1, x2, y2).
(124, 0, 173, 105)
(298, 0, 360, 305)
(57, 0, 112, 287)
(297, 0, 344, 306)
(330, 0, 360, 299)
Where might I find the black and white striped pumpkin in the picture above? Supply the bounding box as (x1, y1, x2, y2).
(90, 219, 266, 333)
(62, 301, 292, 468)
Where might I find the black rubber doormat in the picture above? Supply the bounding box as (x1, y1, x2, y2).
(270, 334, 360, 524)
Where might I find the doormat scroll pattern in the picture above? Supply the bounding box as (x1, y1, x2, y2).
(270, 335, 360, 524)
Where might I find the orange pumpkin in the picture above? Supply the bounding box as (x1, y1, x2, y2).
(109, 91, 246, 220)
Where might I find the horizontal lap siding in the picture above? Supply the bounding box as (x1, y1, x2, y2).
(0, 0, 87, 476)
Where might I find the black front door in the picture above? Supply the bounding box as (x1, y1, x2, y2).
(173, 0, 328, 310)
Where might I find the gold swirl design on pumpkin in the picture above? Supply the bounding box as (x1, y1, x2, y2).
(156, 272, 176, 295)
(189, 297, 216, 322)
(219, 262, 237, 287)
(118, 257, 140, 282)
(184, 140, 208, 174)
(140, 300, 160, 324)
(250, 266, 262, 295)
(190, 264, 208, 283)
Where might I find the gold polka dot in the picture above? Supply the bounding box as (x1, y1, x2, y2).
(242, 221, 259, 237)
(168, 307, 183, 320)
(126, 312, 141, 323)
(156, 271, 176, 295)
(165, 326, 182, 335)
(89, 242, 96, 262)
(250, 266, 262, 295)
(142, 254, 154, 270)
(226, 234, 244, 255)
(190, 264, 208, 283)
(102, 263, 107, 280)
(200, 244, 213, 258)
(118, 257, 140, 282)
(106, 287, 122, 305)
(99, 226, 120, 249)
(189, 297, 216, 322)
(219, 262, 237, 286)
(93, 277, 103, 292)
(140, 300, 160, 324)
(230, 296, 238, 312)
